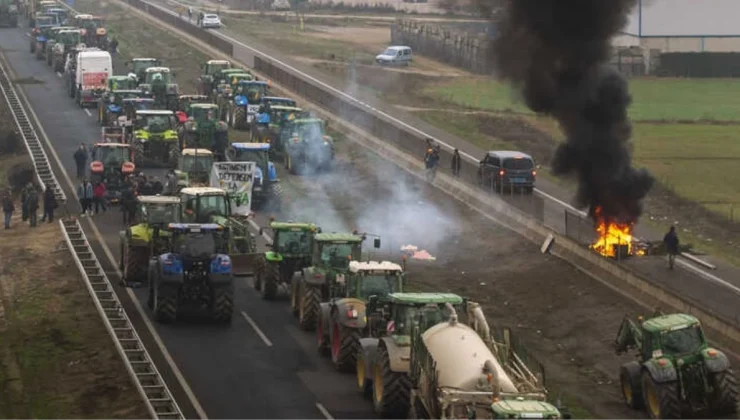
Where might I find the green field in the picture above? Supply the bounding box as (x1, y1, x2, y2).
(427, 78, 740, 122)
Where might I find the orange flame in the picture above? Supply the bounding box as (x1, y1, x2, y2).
(589, 207, 635, 258)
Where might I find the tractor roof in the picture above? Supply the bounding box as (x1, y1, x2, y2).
(387, 292, 463, 305)
(315, 233, 364, 243)
(136, 109, 174, 116)
(190, 103, 218, 109)
(180, 187, 226, 196)
(271, 105, 302, 112)
(145, 67, 171, 72)
(292, 118, 324, 125)
(112, 89, 141, 95)
(182, 148, 213, 156)
(642, 313, 700, 333)
(180, 95, 209, 100)
(137, 195, 180, 204)
(208, 60, 230, 65)
(349, 261, 403, 273)
(52, 26, 77, 31)
(231, 142, 270, 151)
(123, 97, 154, 103)
(75, 14, 94, 18)
(133, 57, 159, 62)
(264, 96, 294, 102)
(167, 223, 223, 231)
(110, 75, 134, 81)
(238, 80, 268, 86)
(270, 221, 318, 231)
(94, 142, 129, 148)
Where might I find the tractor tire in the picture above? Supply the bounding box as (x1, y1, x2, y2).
(132, 140, 145, 167)
(261, 261, 279, 300)
(330, 318, 361, 373)
(253, 260, 263, 291)
(290, 278, 300, 317)
(709, 369, 739, 416)
(267, 183, 283, 213)
(233, 107, 246, 130)
(123, 247, 147, 286)
(372, 343, 411, 418)
(316, 310, 330, 357)
(211, 287, 234, 324)
(356, 349, 372, 399)
(641, 371, 680, 419)
(169, 145, 181, 168)
(153, 285, 178, 323)
(620, 361, 644, 410)
(298, 281, 320, 331)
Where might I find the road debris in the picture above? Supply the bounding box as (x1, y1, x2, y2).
(400, 244, 436, 261)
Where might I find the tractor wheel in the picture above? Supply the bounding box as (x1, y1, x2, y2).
(261, 261, 279, 300)
(356, 349, 372, 399)
(234, 107, 246, 130)
(330, 316, 361, 373)
(68, 78, 75, 98)
(709, 369, 739, 416)
(372, 342, 411, 418)
(153, 285, 178, 323)
(169, 145, 181, 168)
(620, 361, 644, 410)
(316, 310, 330, 357)
(211, 287, 233, 324)
(298, 281, 320, 331)
(253, 260, 263, 291)
(267, 183, 283, 213)
(132, 140, 145, 167)
(408, 393, 430, 419)
(290, 278, 300, 316)
(123, 246, 146, 286)
(641, 371, 680, 419)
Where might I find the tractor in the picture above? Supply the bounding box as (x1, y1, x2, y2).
(175, 94, 211, 124)
(251, 105, 303, 157)
(253, 221, 320, 300)
(74, 14, 108, 50)
(119, 195, 181, 286)
(89, 142, 135, 202)
(224, 142, 281, 211)
(213, 70, 252, 121)
(100, 126, 125, 144)
(44, 26, 77, 68)
(98, 88, 141, 126)
(283, 117, 335, 175)
(197, 59, 232, 99)
(227, 80, 270, 130)
(317, 259, 406, 373)
(146, 223, 234, 324)
(614, 312, 739, 419)
(0, 0, 19, 27)
(175, 148, 214, 190)
(179, 103, 229, 158)
(138, 67, 180, 111)
(130, 109, 180, 168)
(289, 232, 367, 331)
(125, 57, 161, 85)
(31, 14, 56, 58)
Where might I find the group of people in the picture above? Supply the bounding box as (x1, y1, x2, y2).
(2, 182, 57, 229)
(423, 137, 461, 182)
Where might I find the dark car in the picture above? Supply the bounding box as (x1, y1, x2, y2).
(477, 150, 536, 193)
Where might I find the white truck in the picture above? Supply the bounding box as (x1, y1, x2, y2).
(73, 49, 111, 108)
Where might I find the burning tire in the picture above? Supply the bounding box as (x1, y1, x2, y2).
(330, 318, 361, 373)
(372, 342, 411, 418)
(641, 371, 680, 419)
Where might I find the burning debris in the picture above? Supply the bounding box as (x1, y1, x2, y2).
(490, 0, 654, 228)
(590, 207, 648, 259)
(401, 244, 437, 261)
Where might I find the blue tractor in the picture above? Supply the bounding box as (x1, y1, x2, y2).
(228, 80, 270, 131)
(224, 142, 283, 211)
(146, 223, 234, 324)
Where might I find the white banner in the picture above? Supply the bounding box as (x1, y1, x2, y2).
(210, 162, 255, 216)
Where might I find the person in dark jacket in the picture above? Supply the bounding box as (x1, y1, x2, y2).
(74, 143, 88, 180)
(2, 189, 14, 229)
(451, 148, 461, 177)
(26, 185, 39, 228)
(20, 183, 29, 222)
(121, 184, 136, 225)
(40, 185, 57, 223)
(425, 145, 440, 182)
(663, 226, 679, 269)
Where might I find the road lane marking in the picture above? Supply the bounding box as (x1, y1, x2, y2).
(315, 402, 334, 419)
(84, 108, 92, 116)
(247, 218, 272, 244)
(56, 72, 62, 78)
(240, 311, 273, 347)
(5, 59, 210, 420)
(675, 258, 740, 296)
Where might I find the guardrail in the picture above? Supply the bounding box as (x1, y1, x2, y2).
(0, 56, 66, 203)
(60, 218, 183, 420)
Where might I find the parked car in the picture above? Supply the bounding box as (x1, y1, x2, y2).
(477, 150, 537, 193)
(375, 46, 412, 66)
(200, 13, 221, 28)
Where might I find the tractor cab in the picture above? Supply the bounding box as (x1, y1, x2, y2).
(176, 149, 215, 189)
(159, 223, 230, 259)
(89, 143, 135, 199)
(127, 57, 162, 84)
(269, 222, 319, 259)
(234, 80, 270, 108)
(108, 75, 138, 92)
(313, 233, 364, 273)
(282, 118, 330, 147)
(139, 67, 179, 110)
(180, 187, 231, 224)
(224, 142, 277, 197)
(176, 95, 210, 123)
(217, 68, 251, 87)
(55, 28, 81, 46)
(179, 104, 228, 154)
(119, 97, 155, 128)
(262, 96, 296, 108)
(101, 126, 125, 143)
(131, 109, 178, 143)
(369, 292, 464, 338)
(43, 8, 67, 25)
(132, 195, 182, 230)
(254, 105, 303, 146)
(76, 14, 107, 48)
(283, 118, 335, 174)
(198, 59, 232, 96)
(343, 261, 405, 301)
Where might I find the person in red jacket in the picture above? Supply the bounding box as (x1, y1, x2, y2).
(93, 181, 107, 214)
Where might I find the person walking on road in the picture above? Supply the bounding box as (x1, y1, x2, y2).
(40, 184, 57, 223)
(25, 185, 38, 228)
(77, 178, 93, 217)
(109, 37, 119, 59)
(121, 184, 136, 225)
(425, 145, 440, 182)
(451, 148, 461, 177)
(74, 143, 88, 180)
(188, 7, 193, 22)
(93, 181, 107, 214)
(663, 225, 680, 270)
(3, 189, 14, 230)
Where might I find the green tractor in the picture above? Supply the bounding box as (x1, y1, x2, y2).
(282, 117, 335, 175)
(179, 103, 229, 159)
(615, 312, 739, 419)
(197, 59, 232, 99)
(175, 94, 211, 123)
(317, 259, 406, 373)
(139, 67, 180, 111)
(214, 71, 253, 121)
(175, 148, 214, 190)
(97, 87, 141, 126)
(130, 109, 180, 167)
(44, 26, 76, 67)
(118, 195, 181, 286)
(125, 57, 161, 85)
(290, 232, 367, 331)
(0, 0, 19, 27)
(253, 221, 320, 300)
(251, 105, 304, 154)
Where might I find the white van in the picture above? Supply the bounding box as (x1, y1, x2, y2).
(75, 49, 112, 107)
(375, 46, 412, 66)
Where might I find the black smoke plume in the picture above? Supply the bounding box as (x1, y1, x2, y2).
(490, 0, 654, 224)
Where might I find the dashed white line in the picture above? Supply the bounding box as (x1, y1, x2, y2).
(315, 402, 334, 419)
(83, 108, 92, 116)
(240, 311, 273, 347)
(56, 72, 62, 78)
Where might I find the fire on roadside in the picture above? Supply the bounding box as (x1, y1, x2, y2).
(589, 207, 646, 258)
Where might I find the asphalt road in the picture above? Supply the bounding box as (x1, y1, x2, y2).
(0, 26, 376, 419)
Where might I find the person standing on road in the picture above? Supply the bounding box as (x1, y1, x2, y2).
(121, 184, 136, 225)
(663, 226, 680, 270)
(109, 37, 119, 59)
(25, 185, 38, 228)
(74, 143, 88, 180)
(93, 181, 107, 214)
(3, 189, 14, 230)
(188, 7, 193, 22)
(451, 148, 461, 177)
(40, 184, 57, 223)
(77, 178, 93, 216)
(425, 145, 440, 182)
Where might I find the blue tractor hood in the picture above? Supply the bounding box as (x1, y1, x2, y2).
(108, 104, 122, 113)
(256, 113, 270, 124)
(36, 35, 47, 42)
(253, 165, 263, 182)
(234, 95, 248, 107)
(210, 254, 232, 274)
(159, 253, 183, 275)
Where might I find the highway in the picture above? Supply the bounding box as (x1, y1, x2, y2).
(0, 26, 373, 419)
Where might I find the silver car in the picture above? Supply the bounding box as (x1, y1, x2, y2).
(200, 14, 221, 28)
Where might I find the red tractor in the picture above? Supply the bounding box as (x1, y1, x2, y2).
(89, 142, 135, 203)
